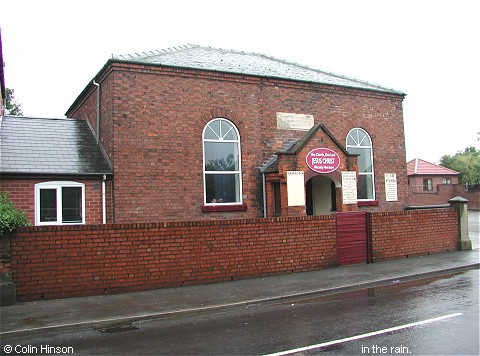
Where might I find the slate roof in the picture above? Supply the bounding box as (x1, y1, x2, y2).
(0, 116, 112, 175)
(112, 44, 405, 95)
(407, 158, 459, 176)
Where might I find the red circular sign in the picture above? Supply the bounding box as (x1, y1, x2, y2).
(306, 148, 340, 174)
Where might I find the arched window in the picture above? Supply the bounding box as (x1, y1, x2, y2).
(346, 128, 375, 200)
(203, 118, 242, 205)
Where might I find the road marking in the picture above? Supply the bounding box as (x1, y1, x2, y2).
(264, 312, 463, 356)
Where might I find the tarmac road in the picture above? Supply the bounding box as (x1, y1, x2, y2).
(2, 268, 478, 356)
(468, 210, 479, 249)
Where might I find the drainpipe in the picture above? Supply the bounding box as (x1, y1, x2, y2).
(102, 174, 107, 224)
(92, 80, 100, 144)
(262, 173, 267, 218)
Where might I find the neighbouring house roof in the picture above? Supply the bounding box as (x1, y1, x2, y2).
(112, 44, 405, 95)
(407, 158, 459, 176)
(0, 115, 112, 176)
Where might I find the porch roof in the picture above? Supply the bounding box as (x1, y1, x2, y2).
(260, 122, 352, 173)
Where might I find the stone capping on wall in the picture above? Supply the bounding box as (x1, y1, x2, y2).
(13, 213, 335, 233)
(371, 207, 455, 216)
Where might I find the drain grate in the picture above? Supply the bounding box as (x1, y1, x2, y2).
(100, 325, 139, 333)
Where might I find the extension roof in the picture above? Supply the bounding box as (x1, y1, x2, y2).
(407, 158, 459, 176)
(0, 116, 112, 176)
(112, 44, 404, 95)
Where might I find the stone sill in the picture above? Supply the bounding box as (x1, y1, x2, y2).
(202, 204, 248, 213)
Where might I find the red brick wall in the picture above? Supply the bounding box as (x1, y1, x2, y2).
(9, 215, 336, 301)
(370, 209, 458, 261)
(3, 208, 459, 302)
(407, 183, 479, 210)
(68, 69, 115, 163)
(454, 185, 479, 210)
(68, 62, 408, 223)
(409, 175, 459, 191)
(0, 178, 113, 225)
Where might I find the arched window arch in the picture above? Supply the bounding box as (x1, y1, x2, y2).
(346, 128, 375, 200)
(202, 118, 242, 205)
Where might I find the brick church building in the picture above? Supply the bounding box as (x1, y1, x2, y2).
(1, 45, 408, 225)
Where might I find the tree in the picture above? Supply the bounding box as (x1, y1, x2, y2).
(5, 88, 23, 116)
(439, 147, 480, 185)
(0, 192, 31, 237)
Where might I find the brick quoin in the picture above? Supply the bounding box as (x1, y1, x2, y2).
(67, 62, 408, 223)
(5, 209, 458, 301)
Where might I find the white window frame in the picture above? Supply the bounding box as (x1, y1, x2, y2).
(423, 178, 433, 191)
(35, 181, 85, 226)
(202, 118, 243, 206)
(346, 128, 376, 201)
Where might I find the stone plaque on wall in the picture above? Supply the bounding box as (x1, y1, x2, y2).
(342, 171, 357, 205)
(385, 173, 398, 201)
(277, 112, 314, 131)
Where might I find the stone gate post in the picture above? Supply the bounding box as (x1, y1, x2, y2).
(449, 196, 472, 250)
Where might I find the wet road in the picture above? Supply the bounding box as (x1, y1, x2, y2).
(469, 210, 479, 249)
(2, 268, 478, 355)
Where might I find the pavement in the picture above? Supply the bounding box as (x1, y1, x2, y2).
(1, 248, 479, 340)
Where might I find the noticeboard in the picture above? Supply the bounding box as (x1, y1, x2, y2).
(287, 171, 305, 206)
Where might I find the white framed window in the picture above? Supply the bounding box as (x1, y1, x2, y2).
(423, 178, 433, 191)
(346, 128, 375, 200)
(35, 181, 85, 225)
(202, 118, 242, 205)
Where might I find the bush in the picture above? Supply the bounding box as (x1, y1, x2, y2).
(0, 192, 31, 237)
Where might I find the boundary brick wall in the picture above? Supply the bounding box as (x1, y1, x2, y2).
(2, 209, 458, 302)
(8, 216, 336, 301)
(408, 184, 480, 210)
(370, 209, 458, 261)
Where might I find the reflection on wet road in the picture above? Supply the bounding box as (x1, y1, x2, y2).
(3, 269, 478, 355)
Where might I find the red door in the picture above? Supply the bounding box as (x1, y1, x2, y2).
(336, 212, 368, 265)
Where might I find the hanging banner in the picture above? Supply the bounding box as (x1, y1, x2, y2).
(287, 171, 305, 206)
(385, 173, 398, 201)
(306, 148, 341, 174)
(342, 171, 357, 204)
